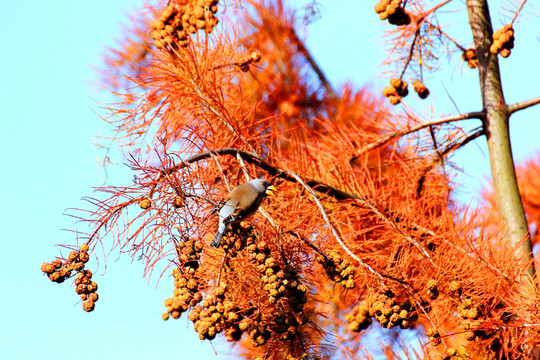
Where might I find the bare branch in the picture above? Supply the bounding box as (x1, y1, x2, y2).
(350, 111, 485, 162)
(164, 148, 366, 202)
(508, 95, 540, 115)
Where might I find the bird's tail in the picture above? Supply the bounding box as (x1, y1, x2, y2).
(211, 223, 227, 248)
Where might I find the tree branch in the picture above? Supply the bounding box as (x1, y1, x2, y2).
(508, 95, 540, 115)
(165, 148, 366, 202)
(350, 111, 484, 162)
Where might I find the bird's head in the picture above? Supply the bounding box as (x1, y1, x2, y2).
(250, 179, 277, 197)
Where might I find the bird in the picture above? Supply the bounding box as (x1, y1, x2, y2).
(211, 179, 277, 248)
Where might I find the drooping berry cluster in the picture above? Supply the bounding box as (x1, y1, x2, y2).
(75, 270, 99, 312)
(224, 233, 310, 347)
(150, 0, 219, 50)
(440, 347, 470, 360)
(448, 280, 462, 295)
(239, 314, 272, 347)
(172, 193, 185, 208)
(426, 327, 441, 346)
(241, 310, 308, 347)
(235, 51, 262, 72)
(346, 301, 372, 332)
(383, 78, 409, 105)
(219, 221, 256, 257)
(41, 244, 98, 312)
(189, 284, 243, 341)
(163, 238, 204, 320)
(457, 298, 492, 342)
(272, 312, 306, 341)
(490, 24, 514, 58)
(461, 49, 478, 69)
(426, 279, 439, 300)
(368, 289, 417, 329)
(374, 0, 411, 26)
(177, 237, 203, 264)
(413, 79, 429, 99)
(163, 225, 310, 349)
(316, 250, 356, 289)
(250, 240, 308, 308)
(139, 197, 152, 209)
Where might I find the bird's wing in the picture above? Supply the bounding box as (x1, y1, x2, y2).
(219, 198, 240, 223)
(234, 190, 261, 217)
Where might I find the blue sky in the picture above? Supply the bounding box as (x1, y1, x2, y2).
(1, 1, 539, 359)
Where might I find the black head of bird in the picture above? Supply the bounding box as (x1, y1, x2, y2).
(211, 179, 277, 248)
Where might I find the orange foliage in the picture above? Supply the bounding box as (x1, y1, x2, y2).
(42, 1, 540, 359)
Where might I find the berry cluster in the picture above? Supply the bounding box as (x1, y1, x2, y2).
(163, 238, 204, 320)
(219, 221, 256, 257)
(426, 327, 441, 346)
(461, 49, 478, 69)
(165, 225, 311, 349)
(383, 78, 409, 105)
(490, 24, 514, 58)
(240, 310, 307, 347)
(457, 298, 491, 341)
(374, 0, 411, 26)
(271, 312, 305, 341)
(440, 347, 470, 360)
(368, 289, 417, 329)
(172, 193, 185, 208)
(139, 197, 152, 209)
(412, 80, 429, 99)
(426, 279, 439, 300)
(75, 270, 99, 312)
(316, 250, 356, 289)
(246, 240, 308, 312)
(448, 281, 462, 295)
(41, 244, 98, 312)
(239, 315, 272, 347)
(189, 284, 243, 341)
(150, 0, 219, 50)
(235, 51, 262, 72)
(177, 237, 203, 264)
(346, 301, 372, 332)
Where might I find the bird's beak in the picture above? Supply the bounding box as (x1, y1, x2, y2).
(266, 185, 277, 197)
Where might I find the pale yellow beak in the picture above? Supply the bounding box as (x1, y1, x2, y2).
(266, 185, 277, 197)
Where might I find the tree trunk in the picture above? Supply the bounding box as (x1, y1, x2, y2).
(466, 0, 535, 278)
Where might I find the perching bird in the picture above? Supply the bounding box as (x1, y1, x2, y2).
(211, 179, 277, 248)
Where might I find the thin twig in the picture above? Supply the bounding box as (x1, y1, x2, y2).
(361, 199, 437, 267)
(511, 0, 528, 24)
(424, 0, 453, 16)
(190, 79, 259, 156)
(399, 31, 419, 79)
(430, 21, 467, 52)
(417, 127, 484, 197)
(287, 171, 385, 282)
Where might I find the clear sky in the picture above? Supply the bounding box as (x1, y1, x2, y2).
(1, 1, 539, 359)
